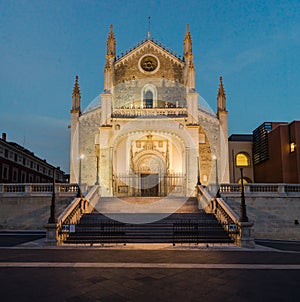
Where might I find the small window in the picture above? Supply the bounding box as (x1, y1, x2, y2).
(290, 142, 296, 153)
(12, 168, 18, 182)
(2, 164, 9, 180)
(236, 152, 251, 167)
(21, 171, 26, 183)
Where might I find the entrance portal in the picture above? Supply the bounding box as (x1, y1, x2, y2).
(141, 174, 159, 196)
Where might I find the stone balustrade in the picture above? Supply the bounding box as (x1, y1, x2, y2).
(220, 183, 300, 196)
(111, 107, 188, 118)
(0, 183, 80, 197)
(46, 185, 100, 245)
(197, 185, 255, 248)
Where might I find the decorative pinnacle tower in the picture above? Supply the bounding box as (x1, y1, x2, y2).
(71, 75, 81, 113)
(183, 24, 192, 57)
(183, 24, 195, 91)
(217, 76, 227, 112)
(104, 25, 116, 92)
(106, 24, 116, 58)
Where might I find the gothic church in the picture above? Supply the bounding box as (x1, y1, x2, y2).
(69, 25, 229, 197)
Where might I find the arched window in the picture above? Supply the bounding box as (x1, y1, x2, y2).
(141, 84, 157, 108)
(236, 152, 251, 167)
(145, 90, 153, 108)
(237, 177, 252, 184)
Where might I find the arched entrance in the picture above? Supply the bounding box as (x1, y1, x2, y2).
(134, 153, 166, 197)
(112, 131, 187, 197)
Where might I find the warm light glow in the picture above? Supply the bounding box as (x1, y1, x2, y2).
(212, 155, 217, 160)
(290, 142, 295, 153)
(238, 178, 248, 184)
(80, 154, 85, 159)
(236, 153, 250, 167)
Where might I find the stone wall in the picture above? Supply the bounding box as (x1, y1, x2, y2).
(0, 196, 73, 230)
(225, 196, 300, 240)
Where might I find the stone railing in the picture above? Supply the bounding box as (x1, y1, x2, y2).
(220, 183, 300, 196)
(0, 183, 82, 197)
(111, 107, 188, 118)
(197, 185, 254, 248)
(45, 185, 100, 245)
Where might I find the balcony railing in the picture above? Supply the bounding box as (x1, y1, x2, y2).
(111, 107, 188, 118)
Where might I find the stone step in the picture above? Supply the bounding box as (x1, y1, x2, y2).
(63, 197, 234, 244)
(95, 197, 201, 214)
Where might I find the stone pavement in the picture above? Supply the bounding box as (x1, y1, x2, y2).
(0, 234, 300, 301)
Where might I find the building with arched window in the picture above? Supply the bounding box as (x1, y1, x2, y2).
(228, 134, 254, 183)
(228, 121, 300, 184)
(69, 25, 230, 197)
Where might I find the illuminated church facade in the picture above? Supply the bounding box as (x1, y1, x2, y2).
(70, 25, 229, 197)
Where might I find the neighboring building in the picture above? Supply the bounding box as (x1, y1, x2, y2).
(228, 121, 300, 184)
(0, 133, 65, 183)
(228, 134, 254, 183)
(69, 25, 230, 197)
(253, 121, 300, 183)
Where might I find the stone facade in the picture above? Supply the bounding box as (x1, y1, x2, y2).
(70, 25, 230, 197)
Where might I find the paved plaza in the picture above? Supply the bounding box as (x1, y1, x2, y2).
(0, 233, 300, 302)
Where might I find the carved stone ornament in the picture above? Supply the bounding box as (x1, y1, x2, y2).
(140, 55, 159, 72)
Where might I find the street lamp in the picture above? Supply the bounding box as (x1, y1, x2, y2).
(212, 155, 221, 198)
(48, 167, 57, 223)
(95, 145, 99, 185)
(238, 167, 248, 222)
(197, 156, 201, 186)
(77, 154, 85, 198)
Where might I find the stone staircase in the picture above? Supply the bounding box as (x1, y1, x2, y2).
(64, 197, 233, 245)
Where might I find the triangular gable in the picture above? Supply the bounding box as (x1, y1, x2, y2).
(115, 39, 184, 68)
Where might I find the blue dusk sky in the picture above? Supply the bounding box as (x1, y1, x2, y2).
(1, 0, 299, 173)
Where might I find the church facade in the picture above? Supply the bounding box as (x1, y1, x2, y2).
(70, 25, 229, 197)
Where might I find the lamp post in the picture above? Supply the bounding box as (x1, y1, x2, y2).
(212, 155, 221, 198)
(239, 167, 248, 222)
(48, 167, 57, 223)
(77, 154, 85, 198)
(197, 156, 201, 186)
(95, 145, 99, 185)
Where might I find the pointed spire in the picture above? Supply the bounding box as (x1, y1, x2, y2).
(217, 76, 227, 112)
(184, 24, 192, 57)
(72, 75, 80, 96)
(218, 76, 225, 97)
(71, 75, 81, 112)
(106, 24, 116, 57)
